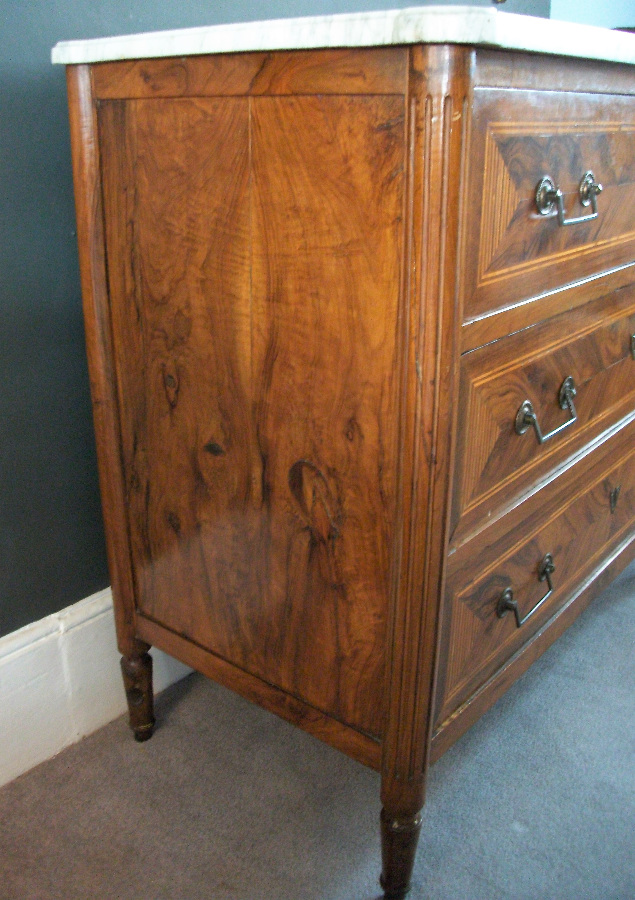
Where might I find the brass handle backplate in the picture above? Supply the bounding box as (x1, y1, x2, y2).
(496, 554, 556, 629)
(515, 376, 577, 445)
(535, 171, 603, 226)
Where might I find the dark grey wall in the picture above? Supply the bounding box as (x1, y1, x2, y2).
(0, 0, 549, 637)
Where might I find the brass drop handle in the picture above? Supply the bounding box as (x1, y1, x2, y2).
(535, 171, 603, 226)
(515, 376, 577, 445)
(497, 554, 556, 629)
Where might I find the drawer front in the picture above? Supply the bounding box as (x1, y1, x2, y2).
(437, 420, 635, 727)
(452, 285, 635, 546)
(464, 88, 635, 324)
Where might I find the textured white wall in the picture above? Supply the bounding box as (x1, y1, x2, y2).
(0, 589, 191, 787)
(551, 0, 635, 27)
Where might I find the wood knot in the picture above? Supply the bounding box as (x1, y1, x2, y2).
(162, 365, 180, 408)
(344, 416, 362, 443)
(204, 441, 225, 456)
(288, 460, 342, 544)
(165, 510, 181, 535)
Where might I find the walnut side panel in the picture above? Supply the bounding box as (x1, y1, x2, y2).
(98, 82, 407, 740)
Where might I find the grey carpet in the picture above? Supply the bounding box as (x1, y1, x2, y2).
(1, 561, 634, 900)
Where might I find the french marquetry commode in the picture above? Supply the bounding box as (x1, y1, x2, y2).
(53, 7, 635, 897)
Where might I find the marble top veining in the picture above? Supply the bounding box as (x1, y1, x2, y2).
(52, 6, 635, 67)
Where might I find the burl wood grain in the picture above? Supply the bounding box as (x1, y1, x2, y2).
(438, 416, 635, 725)
(99, 91, 405, 739)
(451, 285, 635, 547)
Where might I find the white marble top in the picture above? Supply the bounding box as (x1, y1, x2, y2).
(52, 6, 635, 67)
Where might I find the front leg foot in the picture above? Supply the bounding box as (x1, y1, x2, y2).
(379, 807, 423, 899)
(120, 652, 155, 742)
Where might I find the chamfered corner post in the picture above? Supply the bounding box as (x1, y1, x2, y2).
(378, 43, 470, 898)
(120, 649, 155, 742)
(66, 63, 155, 744)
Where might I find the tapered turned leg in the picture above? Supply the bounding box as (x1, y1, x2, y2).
(120, 651, 155, 742)
(380, 808, 423, 899)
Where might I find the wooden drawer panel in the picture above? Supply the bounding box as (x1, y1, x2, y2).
(452, 285, 635, 546)
(463, 88, 635, 325)
(437, 419, 635, 727)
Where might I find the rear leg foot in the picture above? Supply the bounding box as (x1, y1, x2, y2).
(120, 651, 155, 742)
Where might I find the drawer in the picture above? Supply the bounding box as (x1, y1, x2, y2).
(451, 284, 635, 547)
(436, 418, 635, 728)
(463, 88, 635, 326)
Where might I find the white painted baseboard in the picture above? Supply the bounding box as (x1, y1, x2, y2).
(0, 589, 191, 788)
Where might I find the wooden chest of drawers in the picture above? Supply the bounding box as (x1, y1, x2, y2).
(60, 18, 635, 897)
